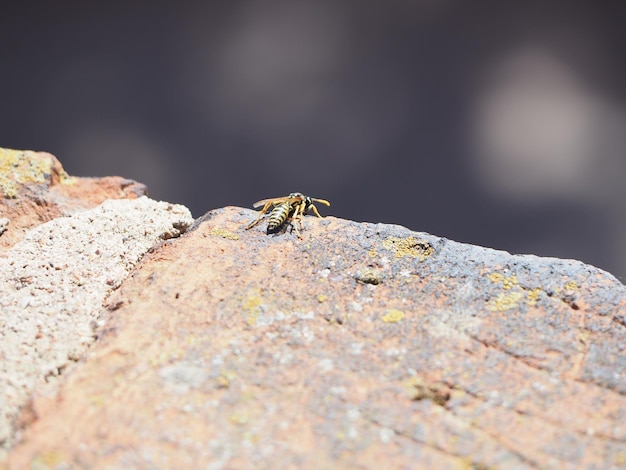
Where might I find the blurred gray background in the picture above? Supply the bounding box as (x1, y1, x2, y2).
(2, 1, 626, 280)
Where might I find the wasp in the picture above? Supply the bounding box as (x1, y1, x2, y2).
(245, 192, 330, 238)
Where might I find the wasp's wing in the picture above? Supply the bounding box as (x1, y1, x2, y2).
(252, 196, 290, 209)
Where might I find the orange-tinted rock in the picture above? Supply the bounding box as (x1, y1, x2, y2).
(0, 148, 147, 252)
(0, 197, 192, 457)
(7, 207, 626, 469)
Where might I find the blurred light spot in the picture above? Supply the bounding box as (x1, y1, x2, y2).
(208, 1, 347, 130)
(178, 1, 414, 188)
(471, 47, 601, 202)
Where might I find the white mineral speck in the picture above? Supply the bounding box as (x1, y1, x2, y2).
(379, 428, 395, 443)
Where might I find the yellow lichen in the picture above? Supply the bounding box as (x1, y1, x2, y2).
(487, 272, 518, 289)
(368, 248, 378, 258)
(317, 294, 328, 303)
(208, 228, 240, 240)
(488, 273, 546, 308)
(150, 345, 185, 366)
(503, 275, 518, 289)
(382, 236, 434, 261)
(242, 431, 259, 444)
(458, 460, 492, 470)
(216, 370, 237, 388)
(615, 451, 626, 466)
(382, 309, 405, 323)
(89, 395, 106, 407)
(487, 291, 525, 311)
(0, 148, 68, 198)
(229, 411, 249, 425)
(32, 450, 68, 469)
(564, 280, 579, 290)
(526, 288, 542, 307)
(242, 291, 263, 326)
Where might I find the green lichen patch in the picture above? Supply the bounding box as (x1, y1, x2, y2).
(486, 271, 583, 311)
(382, 236, 434, 261)
(487, 291, 525, 311)
(242, 290, 264, 326)
(381, 308, 405, 323)
(526, 287, 542, 307)
(208, 228, 240, 240)
(0, 148, 68, 198)
(487, 272, 518, 290)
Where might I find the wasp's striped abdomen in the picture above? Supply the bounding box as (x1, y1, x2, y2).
(246, 192, 329, 239)
(267, 202, 294, 231)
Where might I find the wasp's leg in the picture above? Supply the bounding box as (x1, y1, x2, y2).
(291, 202, 306, 239)
(308, 203, 325, 218)
(246, 202, 273, 230)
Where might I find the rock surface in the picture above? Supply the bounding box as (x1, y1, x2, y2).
(6, 206, 626, 469)
(0, 148, 147, 253)
(0, 149, 193, 459)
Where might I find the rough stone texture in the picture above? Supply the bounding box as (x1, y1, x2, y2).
(0, 148, 147, 253)
(7, 207, 626, 469)
(0, 148, 192, 458)
(0, 197, 192, 457)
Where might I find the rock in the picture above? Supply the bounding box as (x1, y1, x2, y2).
(7, 206, 626, 469)
(0, 197, 192, 455)
(0, 148, 147, 253)
(0, 148, 193, 458)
